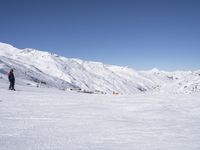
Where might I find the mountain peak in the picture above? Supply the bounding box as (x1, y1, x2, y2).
(151, 68, 159, 72)
(0, 42, 22, 56)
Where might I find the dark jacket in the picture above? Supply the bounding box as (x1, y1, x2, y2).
(8, 71, 15, 82)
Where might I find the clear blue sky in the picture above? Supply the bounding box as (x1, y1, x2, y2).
(0, 0, 199, 70)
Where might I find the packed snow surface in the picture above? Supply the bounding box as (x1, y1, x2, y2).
(0, 82, 200, 150)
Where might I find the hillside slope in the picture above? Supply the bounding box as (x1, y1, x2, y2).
(0, 42, 200, 94)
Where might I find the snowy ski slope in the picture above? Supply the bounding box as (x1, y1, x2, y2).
(0, 81, 200, 150)
(1, 42, 200, 149)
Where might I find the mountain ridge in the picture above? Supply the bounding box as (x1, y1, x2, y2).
(0, 42, 200, 94)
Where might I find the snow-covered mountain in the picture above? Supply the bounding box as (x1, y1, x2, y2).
(0, 42, 200, 94)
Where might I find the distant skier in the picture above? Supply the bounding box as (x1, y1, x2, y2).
(8, 69, 15, 90)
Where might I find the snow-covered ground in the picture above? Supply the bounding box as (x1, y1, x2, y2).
(0, 81, 200, 150)
(1, 42, 200, 149)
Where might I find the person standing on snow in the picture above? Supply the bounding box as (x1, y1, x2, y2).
(8, 69, 15, 90)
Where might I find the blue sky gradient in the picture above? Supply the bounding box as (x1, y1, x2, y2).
(0, 0, 199, 70)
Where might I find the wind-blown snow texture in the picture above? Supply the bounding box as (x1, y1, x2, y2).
(0, 82, 200, 150)
(0, 42, 200, 94)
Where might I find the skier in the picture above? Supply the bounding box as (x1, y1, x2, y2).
(8, 69, 15, 90)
